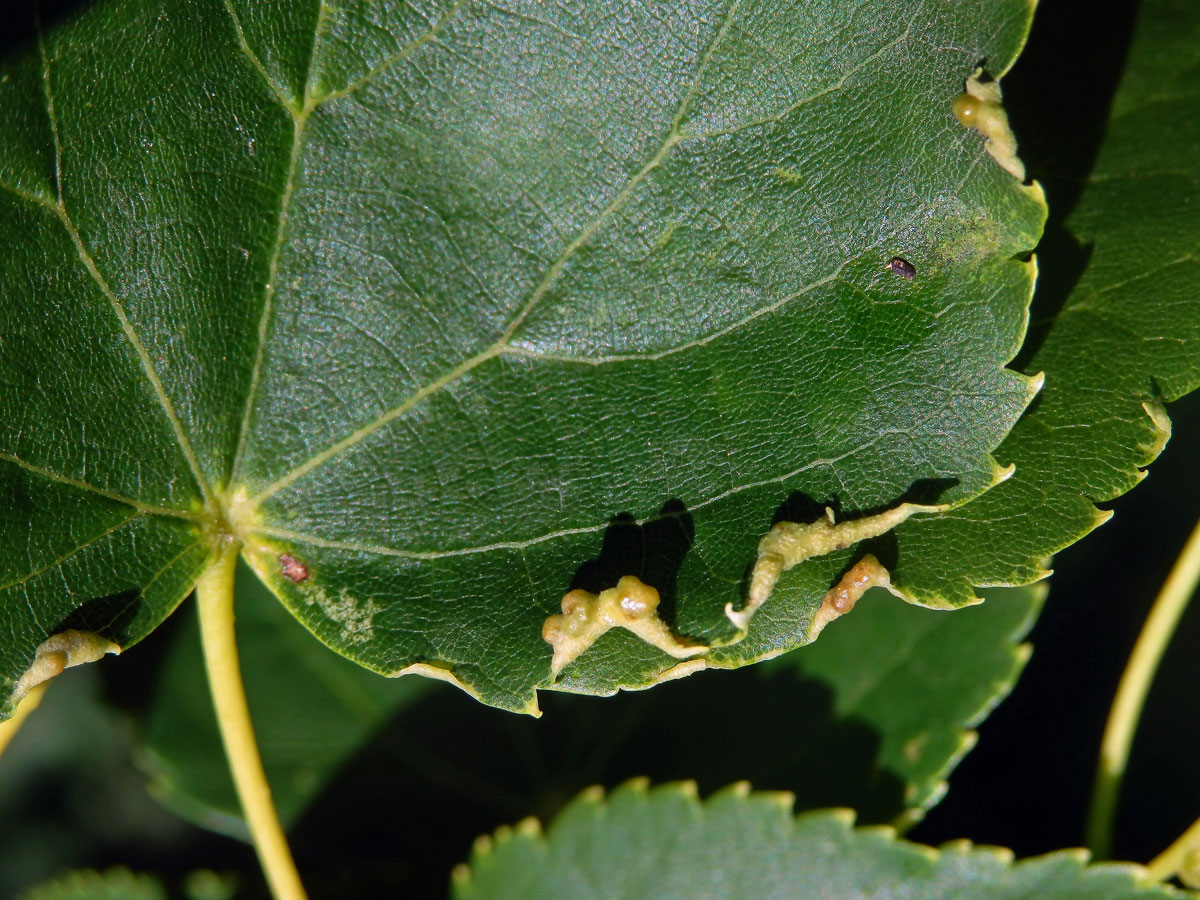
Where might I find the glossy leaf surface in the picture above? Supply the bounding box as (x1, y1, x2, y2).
(1, 0, 1044, 712)
(883, 0, 1200, 599)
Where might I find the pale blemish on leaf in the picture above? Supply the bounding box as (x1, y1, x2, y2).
(389, 660, 547, 716)
(952, 68, 1025, 181)
(729, 501, 948, 632)
(653, 222, 678, 251)
(8, 630, 120, 708)
(542, 575, 707, 678)
(903, 732, 929, 764)
(772, 166, 803, 183)
(305, 585, 379, 643)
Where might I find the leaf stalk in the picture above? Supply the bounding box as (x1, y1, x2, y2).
(1147, 815, 1200, 885)
(196, 538, 309, 900)
(1086, 512, 1200, 861)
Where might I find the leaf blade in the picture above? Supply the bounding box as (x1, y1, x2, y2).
(2, 0, 1046, 710)
(453, 781, 1181, 900)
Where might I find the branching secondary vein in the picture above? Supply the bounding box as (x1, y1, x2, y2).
(246, 437, 878, 560)
(0, 514, 141, 594)
(0, 453, 199, 519)
(247, 0, 744, 506)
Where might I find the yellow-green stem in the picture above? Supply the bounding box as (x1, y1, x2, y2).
(197, 538, 309, 900)
(1147, 815, 1200, 884)
(1086, 513, 1200, 861)
(0, 682, 47, 758)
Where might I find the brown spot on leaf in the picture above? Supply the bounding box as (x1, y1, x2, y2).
(808, 554, 892, 640)
(280, 553, 309, 583)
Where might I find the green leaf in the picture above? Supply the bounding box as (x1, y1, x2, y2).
(17, 869, 165, 900)
(764, 582, 1044, 819)
(139, 560, 432, 836)
(874, 0, 1200, 603)
(1, 0, 1044, 713)
(137, 582, 1040, 835)
(452, 781, 1181, 900)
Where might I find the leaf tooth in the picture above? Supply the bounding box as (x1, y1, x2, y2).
(578, 784, 608, 803)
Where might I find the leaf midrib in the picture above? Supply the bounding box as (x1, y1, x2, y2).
(6, 1, 923, 566)
(239, 4, 916, 514)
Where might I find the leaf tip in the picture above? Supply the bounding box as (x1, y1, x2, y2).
(1025, 370, 1046, 400)
(726, 781, 752, 798)
(515, 816, 542, 838)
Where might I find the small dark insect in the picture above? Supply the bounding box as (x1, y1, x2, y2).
(279, 553, 309, 583)
(887, 257, 916, 280)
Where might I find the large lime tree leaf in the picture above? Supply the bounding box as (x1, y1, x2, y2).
(453, 780, 1181, 900)
(869, 0, 1200, 603)
(0, 0, 1044, 714)
(137, 583, 1041, 837)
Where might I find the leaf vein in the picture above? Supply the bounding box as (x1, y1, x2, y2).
(248, 436, 880, 560)
(0, 179, 61, 212)
(94, 537, 208, 636)
(229, 112, 310, 485)
(33, 14, 215, 508)
(681, 22, 914, 141)
(309, 0, 473, 108)
(0, 453, 200, 520)
(247, 0, 747, 506)
(506, 269, 845, 364)
(221, 0, 300, 113)
(0, 513, 142, 594)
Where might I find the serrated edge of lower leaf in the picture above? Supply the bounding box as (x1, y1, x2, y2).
(900, 584, 1045, 823)
(16, 866, 164, 900)
(454, 779, 1183, 898)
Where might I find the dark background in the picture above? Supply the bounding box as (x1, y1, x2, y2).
(3, 0, 1199, 897)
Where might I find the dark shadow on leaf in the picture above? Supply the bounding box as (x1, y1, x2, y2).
(569, 499, 694, 626)
(858, 533, 900, 572)
(289, 665, 905, 900)
(890, 477, 960, 510)
(750, 477, 958, 592)
(769, 478, 960, 532)
(51, 588, 142, 643)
